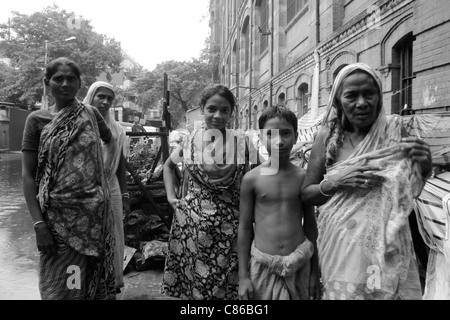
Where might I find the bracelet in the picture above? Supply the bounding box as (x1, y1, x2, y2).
(33, 221, 46, 229)
(122, 193, 130, 199)
(319, 179, 332, 197)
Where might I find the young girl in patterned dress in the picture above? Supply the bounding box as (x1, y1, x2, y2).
(161, 85, 258, 300)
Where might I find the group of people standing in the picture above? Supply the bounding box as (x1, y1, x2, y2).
(22, 57, 129, 299)
(160, 62, 432, 301)
(22, 56, 432, 301)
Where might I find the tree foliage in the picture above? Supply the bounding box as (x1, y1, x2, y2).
(0, 5, 123, 105)
(132, 53, 212, 129)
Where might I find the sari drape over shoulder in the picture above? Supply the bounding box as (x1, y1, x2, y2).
(36, 100, 116, 299)
(162, 128, 250, 300)
(83, 81, 126, 290)
(318, 63, 424, 300)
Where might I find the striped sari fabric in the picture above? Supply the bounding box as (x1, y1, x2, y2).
(36, 100, 116, 299)
(414, 170, 450, 299)
(404, 111, 450, 299)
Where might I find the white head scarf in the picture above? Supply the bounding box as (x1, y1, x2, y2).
(323, 62, 384, 125)
(323, 63, 387, 165)
(83, 81, 126, 180)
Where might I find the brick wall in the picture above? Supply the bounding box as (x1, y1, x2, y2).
(413, 0, 450, 110)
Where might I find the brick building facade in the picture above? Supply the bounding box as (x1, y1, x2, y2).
(209, 0, 450, 130)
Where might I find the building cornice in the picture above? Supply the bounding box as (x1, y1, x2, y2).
(318, 0, 413, 55)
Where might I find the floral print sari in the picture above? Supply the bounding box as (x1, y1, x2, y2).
(162, 128, 250, 300)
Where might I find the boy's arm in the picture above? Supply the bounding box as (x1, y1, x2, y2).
(238, 172, 256, 300)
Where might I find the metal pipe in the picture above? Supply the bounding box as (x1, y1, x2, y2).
(269, 0, 274, 108)
(316, 0, 320, 44)
(249, 2, 254, 130)
(42, 40, 49, 110)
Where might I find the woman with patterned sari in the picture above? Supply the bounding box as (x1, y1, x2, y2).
(161, 85, 258, 300)
(301, 63, 433, 300)
(83, 81, 130, 294)
(22, 57, 116, 300)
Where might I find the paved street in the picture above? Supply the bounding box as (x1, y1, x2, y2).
(0, 151, 176, 301)
(120, 268, 179, 300)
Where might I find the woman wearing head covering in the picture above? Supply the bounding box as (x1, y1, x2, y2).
(83, 81, 129, 294)
(301, 63, 432, 300)
(22, 58, 116, 299)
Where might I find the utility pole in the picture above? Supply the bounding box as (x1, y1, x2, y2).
(161, 73, 171, 161)
(42, 40, 49, 110)
(7, 18, 11, 42)
(163, 72, 171, 131)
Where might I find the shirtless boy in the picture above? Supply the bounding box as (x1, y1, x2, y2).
(238, 105, 320, 300)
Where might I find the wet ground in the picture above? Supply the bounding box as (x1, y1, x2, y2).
(119, 268, 179, 300)
(0, 152, 40, 300)
(0, 151, 169, 300)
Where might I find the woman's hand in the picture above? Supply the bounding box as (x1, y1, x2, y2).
(35, 224, 58, 256)
(322, 163, 386, 194)
(123, 198, 131, 218)
(400, 137, 433, 178)
(167, 197, 180, 211)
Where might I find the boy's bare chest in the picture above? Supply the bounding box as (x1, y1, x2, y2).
(255, 176, 301, 202)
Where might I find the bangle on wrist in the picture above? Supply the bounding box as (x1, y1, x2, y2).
(319, 179, 332, 197)
(122, 192, 130, 199)
(33, 221, 46, 229)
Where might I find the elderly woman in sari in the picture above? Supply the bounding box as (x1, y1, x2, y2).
(83, 81, 129, 295)
(301, 63, 432, 300)
(22, 57, 116, 299)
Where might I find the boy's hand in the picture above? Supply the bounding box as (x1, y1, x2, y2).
(309, 271, 321, 300)
(238, 278, 255, 300)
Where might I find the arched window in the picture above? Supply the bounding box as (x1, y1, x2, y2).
(297, 83, 309, 117)
(222, 65, 226, 84)
(253, 105, 258, 130)
(392, 33, 414, 115)
(226, 56, 231, 87)
(278, 93, 286, 105)
(232, 41, 237, 87)
(258, 0, 269, 53)
(245, 108, 249, 130)
(333, 64, 348, 82)
(240, 110, 243, 129)
(242, 17, 250, 72)
(263, 100, 269, 109)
